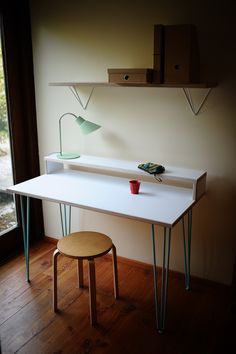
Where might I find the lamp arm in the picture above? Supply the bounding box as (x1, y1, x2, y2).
(58, 112, 78, 156)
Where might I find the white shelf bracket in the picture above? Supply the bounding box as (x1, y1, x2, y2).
(69, 85, 94, 110)
(182, 87, 212, 116)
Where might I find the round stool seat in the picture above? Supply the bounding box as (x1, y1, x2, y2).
(57, 231, 113, 259)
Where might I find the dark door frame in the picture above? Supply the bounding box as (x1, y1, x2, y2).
(0, 0, 44, 260)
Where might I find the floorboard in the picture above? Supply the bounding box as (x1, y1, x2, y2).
(0, 240, 234, 354)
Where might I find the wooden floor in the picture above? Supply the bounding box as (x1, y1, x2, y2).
(0, 240, 235, 354)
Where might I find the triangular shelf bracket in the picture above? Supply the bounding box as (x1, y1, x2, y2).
(69, 85, 95, 110)
(182, 87, 212, 116)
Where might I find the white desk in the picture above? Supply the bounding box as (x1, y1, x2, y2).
(7, 154, 206, 333)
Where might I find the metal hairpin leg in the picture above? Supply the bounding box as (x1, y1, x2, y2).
(182, 208, 192, 290)
(152, 224, 172, 333)
(59, 203, 71, 236)
(152, 224, 159, 329)
(20, 196, 30, 282)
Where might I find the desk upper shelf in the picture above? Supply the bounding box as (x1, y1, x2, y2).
(45, 153, 206, 202)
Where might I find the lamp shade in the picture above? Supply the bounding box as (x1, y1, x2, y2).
(57, 112, 101, 159)
(76, 116, 101, 135)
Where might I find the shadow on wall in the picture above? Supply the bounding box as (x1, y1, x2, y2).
(199, 6, 236, 84)
(102, 131, 129, 157)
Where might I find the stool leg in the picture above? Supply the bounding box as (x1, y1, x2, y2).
(112, 244, 119, 299)
(77, 259, 84, 288)
(53, 249, 60, 312)
(88, 259, 97, 325)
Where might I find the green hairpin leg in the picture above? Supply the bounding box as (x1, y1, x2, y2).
(59, 203, 64, 236)
(59, 204, 72, 236)
(152, 224, 172, 333)
(152, 224, 159, 330)
(158, 227, 172, 333)
(160, 227, 166, 323)
(20, 195, 30, 282)
(162, 228, 171, 330)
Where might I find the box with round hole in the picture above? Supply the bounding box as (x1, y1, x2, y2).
(108, 68, 153, 84)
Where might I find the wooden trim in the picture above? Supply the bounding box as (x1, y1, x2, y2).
(114, 254, 154, 272)
(104, 253, 230, 289)
(44, 236, 230, 290)
(44, 236, 58, 245)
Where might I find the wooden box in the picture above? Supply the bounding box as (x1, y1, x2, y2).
(108, 68, 153, 84)
(153, 24, 164, 83)
(164, 24, 200, 84)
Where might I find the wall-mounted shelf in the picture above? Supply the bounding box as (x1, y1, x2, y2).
(49, 81, 216, 88)
(49, 81, 217, 115)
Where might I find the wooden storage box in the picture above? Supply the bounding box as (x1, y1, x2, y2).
(108, 68, 153, 84)
(164, 24, 200, 84)
(153, 24, 164, 83)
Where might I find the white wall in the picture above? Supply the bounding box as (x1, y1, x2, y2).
(30, 0, 236, 285)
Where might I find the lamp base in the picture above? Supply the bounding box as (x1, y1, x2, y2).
(56, 152, 80, 159)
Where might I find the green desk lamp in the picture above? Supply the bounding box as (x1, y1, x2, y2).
(57, 112, 101, 159)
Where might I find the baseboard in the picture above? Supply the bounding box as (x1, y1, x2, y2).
(43, 235, 229, 289)
(44, 235, 58, 244)
(103, 253, 229, 289)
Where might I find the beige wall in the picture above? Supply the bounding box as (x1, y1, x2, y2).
(29, 0, 236, 285)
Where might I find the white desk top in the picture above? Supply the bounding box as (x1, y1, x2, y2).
(7, 169, 194, 227)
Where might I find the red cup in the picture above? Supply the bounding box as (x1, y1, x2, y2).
(129, 180, 140, 194)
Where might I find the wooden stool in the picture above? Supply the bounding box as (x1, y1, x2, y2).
(52, 231, 119, 325)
